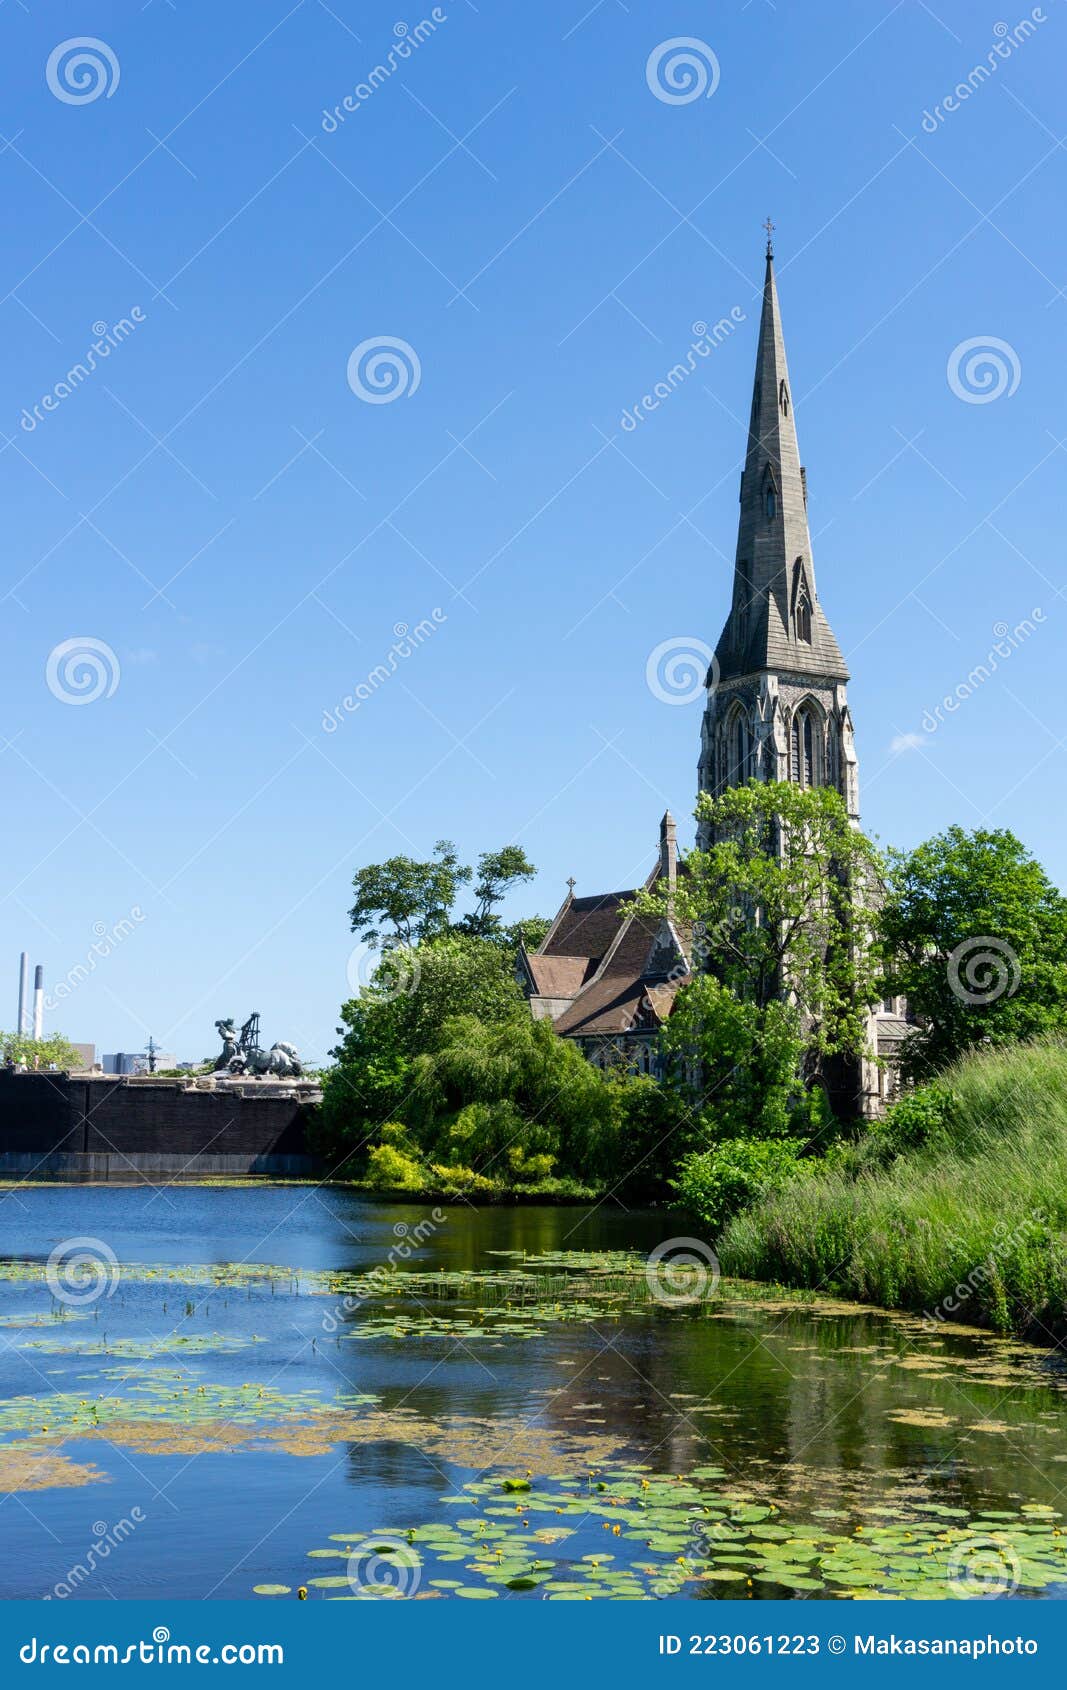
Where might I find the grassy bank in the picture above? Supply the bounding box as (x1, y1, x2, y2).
(720, 1039, 1067, 1337)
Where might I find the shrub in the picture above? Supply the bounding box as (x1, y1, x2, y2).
(364, 1144, 425, 1190)
(672, 1137, 810, 1235)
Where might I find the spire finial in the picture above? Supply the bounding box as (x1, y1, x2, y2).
(565, 876, 576, 896)
(763, 215, 775, 259)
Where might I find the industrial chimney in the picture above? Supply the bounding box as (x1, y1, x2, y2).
(32, 966, 43, 1041)
(17, 953, 28, 1037)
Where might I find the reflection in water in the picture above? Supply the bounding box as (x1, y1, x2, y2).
(0, 1184, 1064, 1600)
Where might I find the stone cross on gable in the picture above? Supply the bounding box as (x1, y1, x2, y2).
(566, 877, 576, 896)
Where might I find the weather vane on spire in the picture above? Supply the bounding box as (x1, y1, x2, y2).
(763, 215, 775, 258)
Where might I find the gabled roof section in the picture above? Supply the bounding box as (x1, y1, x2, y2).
(526, 813, 692, 1037)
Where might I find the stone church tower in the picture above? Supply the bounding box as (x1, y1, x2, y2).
(698, 235, 859, 831)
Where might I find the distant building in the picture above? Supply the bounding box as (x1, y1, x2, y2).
(101, 1051, 176, 1076)
(70, 1043, 96, 1071)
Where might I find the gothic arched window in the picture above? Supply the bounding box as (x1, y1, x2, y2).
(728, 712, 747, 785)
(779, 379, 789, 415)
(793, 559, 812, 643)
(790, 706, 818, 787)
(796, 586, 812, 643)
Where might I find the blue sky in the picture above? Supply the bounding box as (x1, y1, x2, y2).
(1, 0, 1063, 1063)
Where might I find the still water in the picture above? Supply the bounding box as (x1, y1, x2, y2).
(1, 1185, 1065, 1602)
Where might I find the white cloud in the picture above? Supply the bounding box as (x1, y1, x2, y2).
(889, 731, 924, 755)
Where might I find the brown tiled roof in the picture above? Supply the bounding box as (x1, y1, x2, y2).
(540, 891, 634, 966)
(555, 973, 686, 1038)
(525, 954, 593, 998)
(553, 913, 691, 1036)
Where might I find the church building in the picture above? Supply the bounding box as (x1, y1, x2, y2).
(518, 234, 908, 1110)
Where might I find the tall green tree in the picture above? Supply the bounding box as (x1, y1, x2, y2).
(348, 840, 470, 949)
(454, 846, 537, 939)
(636, 781, 884, 1065)
(348, 840, 542, 949)
(318, 935, 525, 1162)
(880, 825, 1067, 1080)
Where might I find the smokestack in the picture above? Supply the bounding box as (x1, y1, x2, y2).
(32, 966, 43, 1041)
(17, 953, 28, 1037)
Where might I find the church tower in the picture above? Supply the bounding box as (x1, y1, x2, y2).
(698, 230, 859, 831)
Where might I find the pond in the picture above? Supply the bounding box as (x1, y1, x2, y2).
(1, 1183, 1066, 1602)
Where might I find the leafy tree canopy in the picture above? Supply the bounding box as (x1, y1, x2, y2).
(0, 1031, 87, 1071)
(879, 824, 1067, 1080)
(635, 781, 884, 1062)
(348, 840, 540, 949)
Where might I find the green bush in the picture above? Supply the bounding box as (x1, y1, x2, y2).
(871, 1081, 955, 1157)
(364, 1143, 425, 1190)
(672, 1137, 810, 1235)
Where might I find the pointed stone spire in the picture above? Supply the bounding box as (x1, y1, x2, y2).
(658, 810, 677, 890)
(714, 240, 848, 685)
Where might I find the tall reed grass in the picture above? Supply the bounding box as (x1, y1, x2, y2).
(720, 1039, 1067, 1335)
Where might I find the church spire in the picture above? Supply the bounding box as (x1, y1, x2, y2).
(714, 237, 848, 685)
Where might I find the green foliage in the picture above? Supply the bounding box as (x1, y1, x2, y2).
(315, 935, 525, 1165)
(364, 1143, 425, 1191)
(0, 1031, 87, 1071)
(638, 781, 883, 1059)
(502, 915, 552, 953)
(348, 840, 539, 950)
(871, 1081, 956, 1156)
(673, 1138, 811, 1235)
(879, 824, 1067, 1081)
(720, 1037, 1067, 1335)
(349, 839, 470, 949)
(407, 1013, 621, 1185)
(660, 975, 812, 1140)
(455, 846, 538, 940)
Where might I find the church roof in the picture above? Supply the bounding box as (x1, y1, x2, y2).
(525, 814, 691, 1039)
(713, 240, 849, 685)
